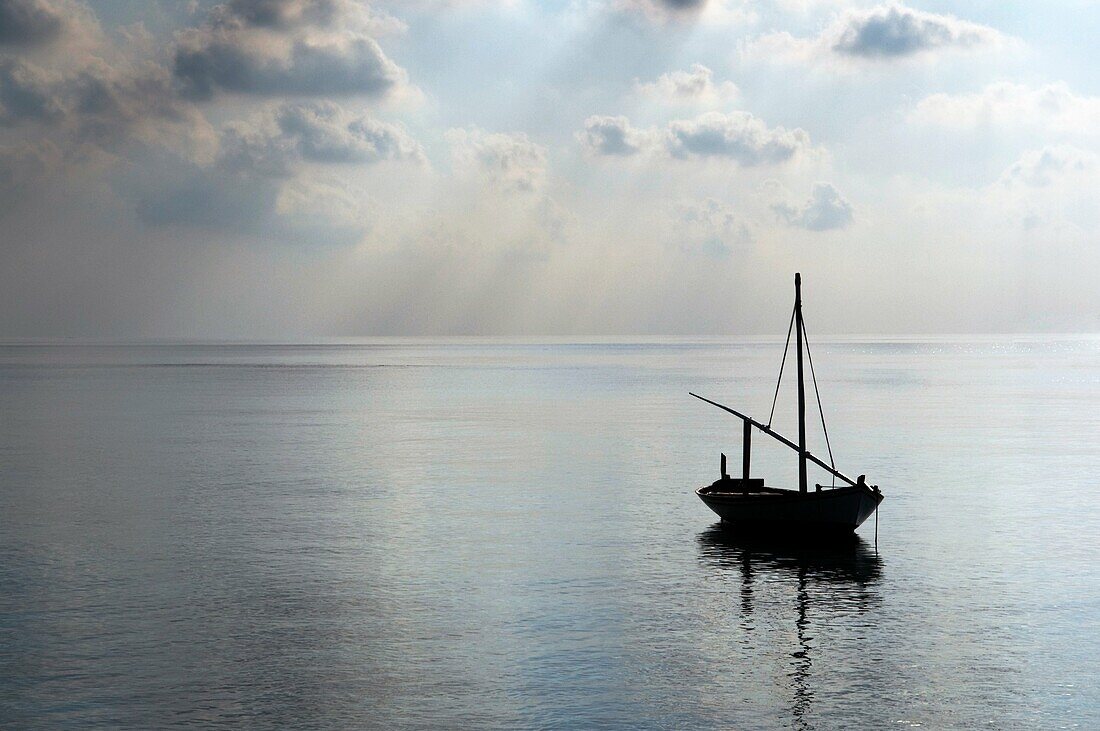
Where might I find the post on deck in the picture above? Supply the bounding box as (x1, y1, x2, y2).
(742, 419, 751, 480)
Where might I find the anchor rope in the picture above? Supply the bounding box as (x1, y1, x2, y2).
(767, 304, 797, 428)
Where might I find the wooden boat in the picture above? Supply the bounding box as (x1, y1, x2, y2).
(693, 273, 883, 535)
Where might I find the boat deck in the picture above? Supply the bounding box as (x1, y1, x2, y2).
(699, 478, 792, 497)
(698, 480, 856, 498)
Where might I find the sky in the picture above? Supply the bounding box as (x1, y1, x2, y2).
(0, 0, 1097, 338)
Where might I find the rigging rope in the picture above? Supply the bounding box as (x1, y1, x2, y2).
(801, 314, 836, 485)
(766, 305, 797, 428)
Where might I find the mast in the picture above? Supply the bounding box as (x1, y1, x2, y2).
(794, 273, 808, 494)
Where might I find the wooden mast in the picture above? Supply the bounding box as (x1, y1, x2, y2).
(794, 273, 808, 494)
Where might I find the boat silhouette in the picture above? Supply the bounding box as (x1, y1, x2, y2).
(693, 274, 884, 535)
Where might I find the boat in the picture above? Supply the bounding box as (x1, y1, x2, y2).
(692, 273, 883, 535)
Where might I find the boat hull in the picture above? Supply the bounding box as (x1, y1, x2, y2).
(696, 483, 883, 534)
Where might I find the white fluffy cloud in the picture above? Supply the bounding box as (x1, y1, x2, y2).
(577, 115, 649, 156)
(447, 128, 548, 192)
(988, 146, 1100, 234)
(773, 182, 853, 230)
(665, 111, 810, 164)
(673, 197, 753, 256)
(744, 2, 1008, 68)
(635, 64, 737, 106)
(832, 3, 1002, 58)
(579, 111, 812, 166)
(999, 146, 1098, 189)
(911, 82, 1100, 137)
(275, 101, 423, 164)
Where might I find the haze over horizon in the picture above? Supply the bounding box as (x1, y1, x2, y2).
(1, 0, 1097, 338)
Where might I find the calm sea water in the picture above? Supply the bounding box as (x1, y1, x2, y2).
(1, 338, 1098, 729)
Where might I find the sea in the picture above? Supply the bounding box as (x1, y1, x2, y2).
(1, 338, 1098, 729)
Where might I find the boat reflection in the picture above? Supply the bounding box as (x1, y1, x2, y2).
(697, 525, 883, 730)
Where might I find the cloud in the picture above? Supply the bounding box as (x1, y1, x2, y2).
(277, 175, 367, 226)
(577, 115, 647, 156)
(911, 82, 1100, 137)
(205, 0, 405, 35)
(674, 197, 753, 256)
(665, 111, 810, 165)
(773, 181, 853, 230)
(137, 100, 420, 233)
(987, 146, 1100, 233)
(172, 0, 407, 100)
(69, 65, 212, 152)
(616, 0, 707, 21)
(0, 57, 64, 124)
(613, 0, 756, 26)
(743, 3, 1007, 67)
(631, 0, 708, 11)
(213, 0, 350, 29)
(447, 128, 547, 192)
(0, 0, 64, 47)
(275, 101, 422, 164)
(136, 161, 284, 231)
(0, 57, 213, 156)
(635, 63, 737, 105)
(832, 3, 1002, 58)
(1000, 146, 1098, 189)
(216, 119, 296, 177)
(579, 110, 813, 166)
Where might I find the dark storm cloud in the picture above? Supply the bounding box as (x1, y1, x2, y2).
(664, 111, 809, 165)
(0, 0, 64, 46)
(832, 4, 999, 59)
(773, 182, 853, 231)
(578, 115, 644, 156)
(173, 0, 405, 100)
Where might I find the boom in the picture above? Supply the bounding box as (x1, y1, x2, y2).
(688, 392, 857, 487)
